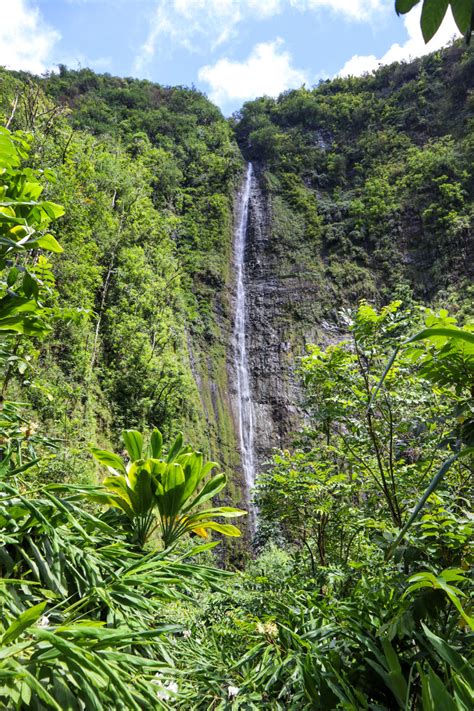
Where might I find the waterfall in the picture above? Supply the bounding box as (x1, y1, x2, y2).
(233, 162, 257, 529)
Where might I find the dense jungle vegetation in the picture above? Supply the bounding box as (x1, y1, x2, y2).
(235, 42, 473, 320)
(0, 34, 473, 710)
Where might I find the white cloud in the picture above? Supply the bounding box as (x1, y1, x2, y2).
(134, 0, 389, 73)
(0, 0, 60, 74)
(338, 4, 461, 77)
(134, 0, 255, 72)
(198, 38, 308, 109)
(294, 1, 386, 22)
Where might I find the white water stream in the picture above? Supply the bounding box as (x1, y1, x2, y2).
(233, 163, 257, 529)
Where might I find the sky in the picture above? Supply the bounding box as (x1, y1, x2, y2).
(0, 0, 461, 115)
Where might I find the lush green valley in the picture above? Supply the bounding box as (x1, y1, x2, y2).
(0, 37, 473, 710)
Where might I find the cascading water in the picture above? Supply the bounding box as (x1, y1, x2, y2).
(233, 162, 257, 530)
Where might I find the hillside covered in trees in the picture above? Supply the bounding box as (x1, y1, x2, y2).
(236, 43, 473, 309)
(0, 36, 473, 709)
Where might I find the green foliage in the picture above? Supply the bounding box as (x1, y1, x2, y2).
(0, 104, 245, 709)
(0, 476, 234, 709)
(371, 312, 474, 553)
(0, 127, 70, 478)
(90, 428, 245, 548)
(236, 43, 473, 320)
(0, 127, 63, 338)
(396, 0, 474, 43)
(0, 65, 243, 483)
(404, 569, 474, 629)
(243, 302, 473, 708)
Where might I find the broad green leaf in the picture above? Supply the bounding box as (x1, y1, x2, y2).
(160, 463, 186, 517)
(201, 460, 219, 478)
(122, 429, 143, 461)
(0, 315, 49, 336)
(22, 271, 39, 299)
(126, 460, 146, 489)
(149, 428, 163, 458)
(191, 521, 241, 537)
(421, 0, 450, 42)
(41, 201, 65, 220)
(181, 452, 204, 504)
(6, 266, 19, 286)
(450, 0, 473, 33)
(166, 432, 183, 462)
(102, 476, 135, 517)
(0, 295, 39, 318)
(422, 624, 474, 686)
(182, 472, 227, 513)
(406, 326, 474, 345)
(187, 506, 247, 520)
(395, 0, 421, 14)
(420, 664, 459, 711)
(147, 458, 167, 479)
(133, 468, 154, 515)
(90, 447, 127, 475)
(35, 233, 63, 253)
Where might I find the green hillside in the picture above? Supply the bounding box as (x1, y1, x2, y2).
(0, 66, 244, 491)
(235, 43, 473, 316)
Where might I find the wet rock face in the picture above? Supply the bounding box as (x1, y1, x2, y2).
(243, 169, 308, 466)
(229, 163, 340, 484)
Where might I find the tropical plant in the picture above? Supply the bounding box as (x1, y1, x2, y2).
(396, 0, 474, 44)
(299, 301, 455, 529)
(371, 311, 474, 554)
(404, 568, 474, 629)
(90, 428, 246, 548)
(0, 126, 63, 339)
(255, 450, 366, 574)
(0, 126, 69, 478)
(0, 474, 235, 709)
(0, 42, 472, 710)
(0, 601, 178, 711)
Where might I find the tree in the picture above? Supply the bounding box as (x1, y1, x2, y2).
(0, 127, 63, 342)
(0, 127, 66, 474)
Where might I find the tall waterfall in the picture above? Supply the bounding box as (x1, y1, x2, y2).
(233, 162, 257, 529)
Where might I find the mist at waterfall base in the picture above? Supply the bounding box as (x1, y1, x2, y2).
(233, 162, 258, 532)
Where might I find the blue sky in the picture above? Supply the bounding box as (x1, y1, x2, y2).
(1, 1, 461, 115)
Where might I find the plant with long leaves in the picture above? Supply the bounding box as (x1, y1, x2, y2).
(0, 600, 178, 710)
(404, 568, 474, 630)
(0, 476, 235, 708)
(90, 428, 246, 548)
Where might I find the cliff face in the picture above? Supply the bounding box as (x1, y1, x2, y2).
(244, 166, 306, 465)
(235, 163, 344, 470)
(229, 43, 474, 482)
